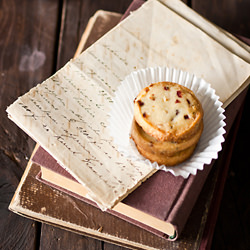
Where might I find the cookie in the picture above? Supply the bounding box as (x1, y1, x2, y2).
(134, 82, 203, 142)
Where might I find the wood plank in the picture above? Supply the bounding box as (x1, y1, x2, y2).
(192, 0, 250, 37)
(0, 0, 60, 165)
(212, 91, 250, 250)
(0, 151, 38, 249)
(0, 0, 61, 248)
(104, 242, 130, 250)
(192, 1, 250, 249)
(40, 224, 102, 250)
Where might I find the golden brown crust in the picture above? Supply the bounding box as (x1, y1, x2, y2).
(134, 81, 203, 142)
(135, 143, 197, 166)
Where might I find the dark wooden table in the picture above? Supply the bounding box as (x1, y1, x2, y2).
(1, 0, 249, 249)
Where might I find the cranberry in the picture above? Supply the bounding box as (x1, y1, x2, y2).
(177, 90, 182, 98)
(137, 100, 144, 106)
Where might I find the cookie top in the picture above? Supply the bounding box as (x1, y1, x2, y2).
(134, 82, 203, 142)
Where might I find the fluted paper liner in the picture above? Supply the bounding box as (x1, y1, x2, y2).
(109, 67, 226, 178)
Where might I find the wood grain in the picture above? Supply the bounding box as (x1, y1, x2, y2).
(0, 0, 60, 248)
(211, 91, 250, 250)
(192, 0, 250, 37)
(40, 224, 102, 250)
(0, 151, 38, 250)
(192, 1, 250, 249)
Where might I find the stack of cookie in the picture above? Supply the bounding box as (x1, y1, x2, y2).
(131, 81, 203, 166)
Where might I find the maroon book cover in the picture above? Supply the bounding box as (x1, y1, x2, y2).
(33, 145, 211, 240)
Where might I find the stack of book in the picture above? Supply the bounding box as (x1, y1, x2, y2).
(7, 0, 250, 249)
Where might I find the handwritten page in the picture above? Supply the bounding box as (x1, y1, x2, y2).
(7, 0, 250, 210)
(7, 61, 155, 210)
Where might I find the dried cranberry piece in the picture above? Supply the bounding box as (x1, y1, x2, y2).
(164, 86, 170, 91)
(177, 90, 182, 98)
(186, 98, 190, 105)
(137, 100, 144, 106)
(176, 110, 179, 115)
(143, 112, 147, 118)
(175, 99, 181, 103)
(184, 115, 189, 119)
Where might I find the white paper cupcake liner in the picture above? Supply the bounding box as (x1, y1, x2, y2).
(108, 66, 226, 178)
